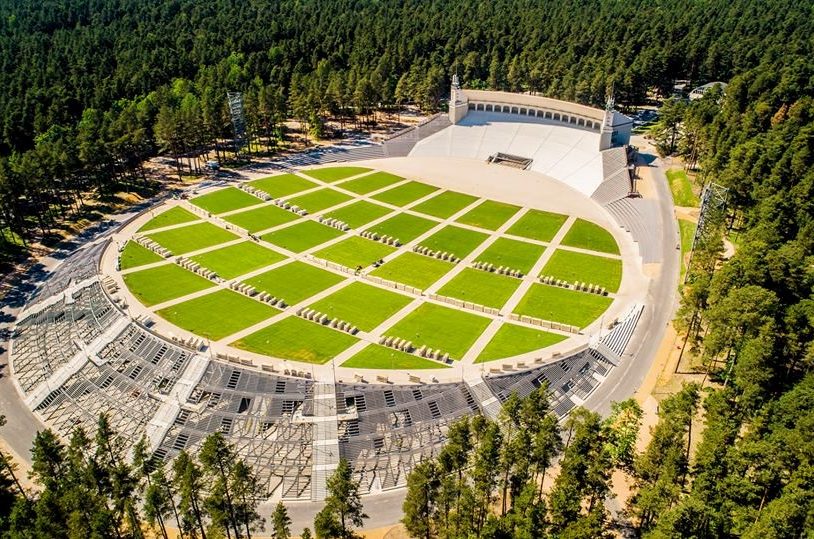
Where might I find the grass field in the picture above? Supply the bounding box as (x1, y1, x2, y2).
(147, 222, 238, 255)
(303, 166, 371, 183)
(411, 191, 479, 218)
(476, 237, 546, 273)
(418, 225, 489, 258)
(456, 200, 520, 230)
(437, 268, 521, 309)
(245, 261, 344, 305)
(541, 250, 623, 292)
(232, 316, 357, 364)
(364, 213, 437, 243)
(369, 252, 455, 290)
(138, 206, 198, 232)
(287, 188, 353, 213)
(323, 200, 393, 228)
(475, 323, 567, 363)
(560, 218, 619, 255)
(260, 220, 344, 252)
(340, 171, 404, 194)
(306, 282, 413, 331)
(123, 264, 214, 307)
(678, 218, 696, 279)
(248, 174, 318, 198)
(514, 283, 613, 328)
(506, 209, 568, 242)
(120, 241, 163, 270)
(190, 187, 262, 214)
(157, 289, 278, 340)
(223, 204, 298, 233)
(387, 303, 491, 359)
(342, 344, 446, 370)
(190, 241, 285, 279)
(371, 181, 438, 206)
(313, 236, 396, 269)
(667, 169, 700, 207)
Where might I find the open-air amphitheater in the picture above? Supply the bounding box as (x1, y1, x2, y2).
(5, 82, 679, 508)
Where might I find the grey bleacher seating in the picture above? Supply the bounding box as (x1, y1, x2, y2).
(605, 198, 662, 263)
(29, 239, 110, 304)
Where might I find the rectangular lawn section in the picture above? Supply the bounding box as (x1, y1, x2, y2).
(371, 181, 439, 206)
(418, 225, 489, 258)
(123, 264, 214, 307)
(476, 237, 546, 273)
(666, 169, 700, 207)
(513, 283, 613, 328)
(475, 323, 567, 363)
(248, 174, 318, 198)
(342, 345, 447, 370)
(245, 261, 345, 305)
(147, 222, 238, 255)
(340, 171, 403, 194)
(369, 252, 455, 290)
(306, 282, 413, 331)
(157, 289, 278, 341)
(190, 242, 285, 280)
(232, 316, 357, 364)
(560, 218, 620, 255)
(436, 268, 521, 309)
(411, 190, 479, 219)
(506, 209, 568, 242)
(323, 200, 393, 228)
(190, 187, 262, 214)
(222, 204, 298, 233)
(541, 249, 622, 292)
(260, 220, 344, 253)
(313, 236, 396, 269)
(120, 241, 163, 270)
(363, 213, 438, 243)
(455, 200, 520, 230)
(138, 206, 198, 232)
(387, 303, 491, 360)
(303, 166, 371, 183)
(287, 188, 353, 213)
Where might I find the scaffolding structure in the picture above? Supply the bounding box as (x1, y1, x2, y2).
(227, 92, 247, 157)
(686, 181, 729, 279)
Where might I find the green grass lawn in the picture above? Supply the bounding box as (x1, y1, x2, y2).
(476, 237, 546, 273)
(418, 225, 489, 258)
(666, 169, 700, 207)
(248, 174, 318, 198)
(313, 236, 396, 269)
(306, 282, 413, 331)
(541, 250, 623, 292)
(287, 188, 353, 213)
(475, 323, 567, 363)
(147, 222, 238, 255)
(371, 181, 439, 206)
(245, 261, 345, 305)
(437, 268, 521, 309)
(455, 200, 521, 230)
(190, 241, 285, 279)
(120, 241, 163, 270)
(157, 289, 278, 340)
(260, 220, 344, 252)
(222, 204, 298, 233)
(369, 252, 455, 289)
(190, 187, 262, 214)
(303, 166, 371, 183)
(678, 218, 697, 279)
(123, 264, 214, 307)
(138, 206, 198, 232)
(388, 303, 491, 359)
(506, 209, 568, 242)
(560, 218, 620, 255)
(339, 171, 404, 194)
(232, 316, 358, 364)
(342, 344, 447, 370)
(364, 213, 438, 243)
(411, 190, 479, 218)
(323, 200, 394, 228)
(514, 283, 613, 328)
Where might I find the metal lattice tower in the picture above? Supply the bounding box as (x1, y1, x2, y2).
(685, 181, 728, 280)
(227, 92, 247, 156)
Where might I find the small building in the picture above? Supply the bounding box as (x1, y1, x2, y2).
(689, 81, 727, 100)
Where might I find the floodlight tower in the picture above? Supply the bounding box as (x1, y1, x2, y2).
(227, 92, 247, 158)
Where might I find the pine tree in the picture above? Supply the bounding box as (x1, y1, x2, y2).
(271, 501, 291, 539)
(315, 458, 367, 539)
(401, 460, 440, 539)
